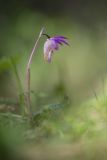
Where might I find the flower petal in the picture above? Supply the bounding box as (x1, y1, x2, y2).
(57, 39, 69, 45)
(53, 39, 63, 45)
(52, 37, 69, 45)
(44, 50, 53, 63)
(54, 36, 68, 39)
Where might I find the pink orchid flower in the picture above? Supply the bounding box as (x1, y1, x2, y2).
(43, 35, 69, 62)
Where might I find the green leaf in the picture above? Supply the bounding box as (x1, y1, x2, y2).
(0, 55, 21, 75)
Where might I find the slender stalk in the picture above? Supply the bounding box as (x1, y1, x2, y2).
(26, 27, 44, 119)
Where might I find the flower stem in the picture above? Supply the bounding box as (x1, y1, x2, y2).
(26, 27, 44, 120)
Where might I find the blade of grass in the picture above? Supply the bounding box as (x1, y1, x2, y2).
(10, 57, 26, 115)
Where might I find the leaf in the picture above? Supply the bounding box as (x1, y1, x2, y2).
(0, 55, 21, 75)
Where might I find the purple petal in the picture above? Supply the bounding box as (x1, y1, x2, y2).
(54, 38, 69, 45)
(51, 37, 69, 46)
(54, 36, 68, 39)
(58, 39, 69, 45)
(53, 39, 63, 45)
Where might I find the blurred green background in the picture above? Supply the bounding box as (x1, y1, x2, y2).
(1, 0, 107, 101)
(1, 0, 107, 159)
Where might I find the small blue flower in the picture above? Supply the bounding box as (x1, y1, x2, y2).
(44, 36, 69, 63)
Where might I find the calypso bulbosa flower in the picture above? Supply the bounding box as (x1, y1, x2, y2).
(43, 35, 69, 62)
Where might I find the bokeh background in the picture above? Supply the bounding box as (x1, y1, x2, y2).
(1, 0, 107, 159)
(1, 0, 107, 101)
